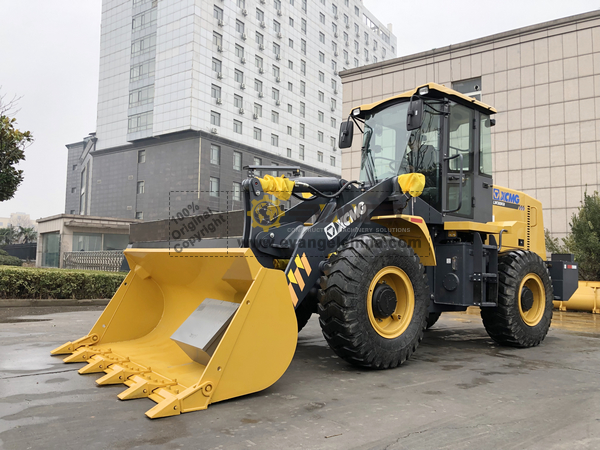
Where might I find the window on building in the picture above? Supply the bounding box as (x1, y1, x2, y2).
(131, 34, 156, 56)
(319, 12, 325, 24)
(212, 58, 222, 73)
(300, 102, 305, 117)
(273, 19, 281, 33)
(330, 117, 336, 128)
(299, 144, 305, 160)
(319, 52, 325, 63)
(233, 182, 242, 201)
(318, 131, 324, 142)
(233, 151, 242, 170)
(318, 111, 324, 122)
(354, 58, 359, 67)
(254, 157, 262, 175)
(319, 71, 325, 82)
(271, 134, 279, 146)
(354, 23, 359, 35)
(274, 0, 282, 11)
(234, 94, 243, 109)
(364, 31, 369, 45)
(135, 212, 143, 220)
(301, 18, 307, 34)
(138, 150, 146, 163)
(237, 0, 245, 8)
(254, 102, 262, 117)
(287, 103, 293, 113)
(288, 59, 293, 69)
(343, 31, 348, 42)
(299, 122, 305, 138)
(332, 41, 337, 53)
(332, 3, 337, 15)
(128, 111, 153, 133)
(373, 55, 377, 63)
(256, 32, 264, 46)
(254, 78, 263, 93)
(354, 40, 359, 52)
(331, 79, 337, 91)
(213, 31, 223, 47)
(137, 180, 145, 194)
(133, 8, 157, 30)
(300, 59, 306, 74)
(273, 64, 280, 78)
(364, 48, 369, 61)
(301, 39, 306, 54)
(354, 5, 359, 16)
(332, 60, 337, 72)
(236, 19, 245, 35)
(210, 177, 220, 197)
(318, 151, 323, 162)
(318, 91, 324, 102)
(273, 42, 280, 57)
(289, 17, 294, 27)
(256, 8, 264, 21)
(287, 81, 293, 91)
(330, 136, 336, 148)
(255, 55, 263, 70)
(233, 119, 243, 134)
(301, 0, 307, 12)
(288, 39, 294, 49)
(272, 88, 279, 101)
(272, 110, 279, 123)
(344, 13, 349, 25)
(300, 81, 306, 96)
(71, 187, 76, 194)
(287, 126, 292, 135)
(210, 111, 221, 126)
(129, 86, 154, 108)
(211, 84, 221, 99)
(330, 155, 336, 166)
(234, 69, 244, 83)
(210, 144, 220, 164)
(452, 77, 482, 101)
(287, 148, 292, 157)
(331, 98, 336, 110)
(319, 32, 325, 43)
(130, 59, 156, 81)
(254, 127, 262, 140)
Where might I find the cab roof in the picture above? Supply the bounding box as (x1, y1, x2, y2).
(355, 82, 497, 116)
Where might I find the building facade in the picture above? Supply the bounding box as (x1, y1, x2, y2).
(66, 0, 397, 220)
(340, 10, 600, 239)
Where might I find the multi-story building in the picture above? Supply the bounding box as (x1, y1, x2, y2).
(340, 10, 600, 239)
(65, 0, 397, 221)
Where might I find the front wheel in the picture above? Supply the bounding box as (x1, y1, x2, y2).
(481, 250, 553, 348)
(318, 234, 429, 369)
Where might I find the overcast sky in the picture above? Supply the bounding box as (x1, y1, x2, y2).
(0, 0, 598, 221)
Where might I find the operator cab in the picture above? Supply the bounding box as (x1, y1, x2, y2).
(339, 82, 496, 224)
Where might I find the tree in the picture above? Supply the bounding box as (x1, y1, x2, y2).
(0, 92, 33, 201)
(545, 191, 600, 281)
(17, 226, 37, 243)
(0, 226, 18, 245)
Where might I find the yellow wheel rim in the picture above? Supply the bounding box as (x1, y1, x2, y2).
(518, 273, 545, 326)
(367, 267, 415, 339)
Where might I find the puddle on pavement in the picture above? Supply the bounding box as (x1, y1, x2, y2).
(1, 318, 52, 324)
(550, 311, 600, 334)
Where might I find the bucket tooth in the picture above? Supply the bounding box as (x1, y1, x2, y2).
(117, 375, 176, 400)
(78, 355, 109, 374)
(96, 364, 135, 386)
(145, 392, 182, 419)
(51, 334, 99, 355)
(63, 347, 109, 363)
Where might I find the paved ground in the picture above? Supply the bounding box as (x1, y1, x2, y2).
(1, 306, 599, 450)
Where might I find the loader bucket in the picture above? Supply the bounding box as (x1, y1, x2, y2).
(51, 248, 298, 419)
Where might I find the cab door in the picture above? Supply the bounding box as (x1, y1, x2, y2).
(444, 102, 474, 219)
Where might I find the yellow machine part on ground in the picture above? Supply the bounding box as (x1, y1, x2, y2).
(51, 248, 297, 419)
(554, 281, 600, 314)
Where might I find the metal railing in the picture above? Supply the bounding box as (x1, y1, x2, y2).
(63, 250, 125, 272)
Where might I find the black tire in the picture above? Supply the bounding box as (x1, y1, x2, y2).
(481, 250, 553, 348)
(318, 234, 429, 369)
(296, 292, 318, 332)
(425, 312, 441, 330)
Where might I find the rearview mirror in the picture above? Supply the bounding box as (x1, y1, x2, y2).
(338, 120, 354, 148)
(406, 98, 424, 131)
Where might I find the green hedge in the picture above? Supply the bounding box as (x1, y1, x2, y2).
(0, 266, 126, 299)
(0, 249, 9, 256)
(0, 254, 22, 266)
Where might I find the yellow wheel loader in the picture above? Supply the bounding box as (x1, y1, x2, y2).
(52, 83, 579, 418)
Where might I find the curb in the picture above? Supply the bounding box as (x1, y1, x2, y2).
(0, 299, 110, 308)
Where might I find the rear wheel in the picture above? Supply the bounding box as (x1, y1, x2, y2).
(318, 234, 429, 369)
(481, 250, 553, 347)
(425, 312, 441, 330)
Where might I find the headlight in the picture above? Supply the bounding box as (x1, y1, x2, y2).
(418, 86, 429, 96)
(352, 108, 361, 116)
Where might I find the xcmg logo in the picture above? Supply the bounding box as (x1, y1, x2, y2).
(493, 188, 520, 204)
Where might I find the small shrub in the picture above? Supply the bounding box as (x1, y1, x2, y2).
(0, 249, 9, 256)
(0, 266, 126, 299)
(0, 254, 22, 266)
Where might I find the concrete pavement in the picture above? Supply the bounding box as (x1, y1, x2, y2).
(1, 307, 599, 450)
